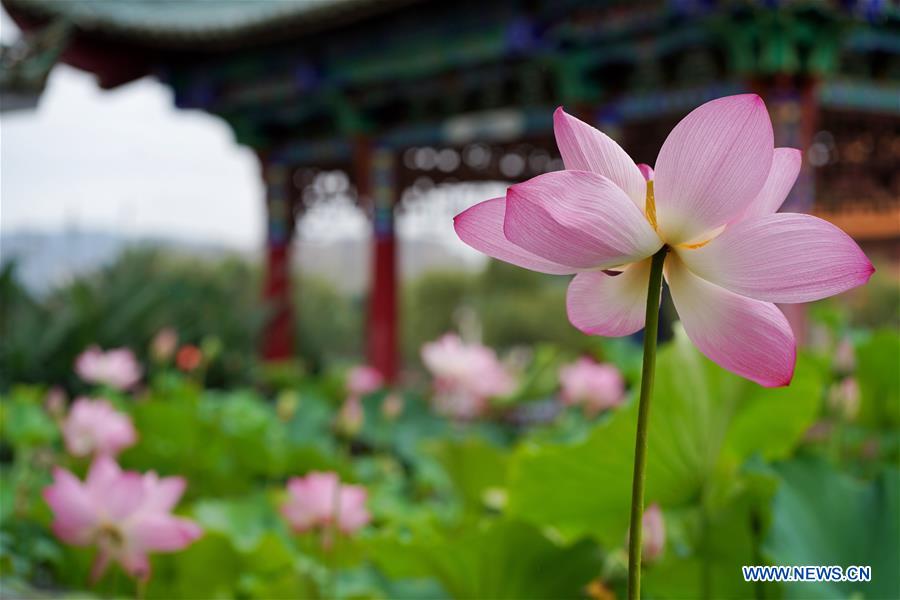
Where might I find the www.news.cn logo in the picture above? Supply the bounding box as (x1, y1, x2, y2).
(742, 565, 872, 583)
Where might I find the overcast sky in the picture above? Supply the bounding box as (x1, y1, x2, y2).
(0, 7, 500, 266)
(0, 9, 268, 249)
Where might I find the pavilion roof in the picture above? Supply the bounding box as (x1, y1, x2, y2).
(3, 0, 415, 49)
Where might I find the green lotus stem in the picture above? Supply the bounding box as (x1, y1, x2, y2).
(627, 246, 667, 600)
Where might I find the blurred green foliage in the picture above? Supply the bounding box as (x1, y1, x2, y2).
(403, 261, 598, 365)
(0, 250, 264, 390)
(1, 250, 604, 392)
(0, 320, 896, 598)
(0, 249, 898, 599)
(765, 459, 899, 600)
(508, 331, 823, 546)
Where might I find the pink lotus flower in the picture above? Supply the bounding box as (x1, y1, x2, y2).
(455, 95, 872, 386)
(43, 457, 202, 582)
(833, 337, 855, 374)
(281, 472, 370, 537)
(346, 365, 385, 397)
(62, 398, 137, 458)
(335, 396, 365, 436)
(829, 376, 860, 420)
(44, 386, 68, 420)
(625, 503, 666, 564)
(559, 357, 625, 416)
(150, 327, 178, 362)
(75, 346, 143, 390)
(381, 393, 405, 420)
(420, 333, 516, 419)
(641, 504, 665, 563)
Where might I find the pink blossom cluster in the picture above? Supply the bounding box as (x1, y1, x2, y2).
(558, 357, 625, 416)
(44, 457, 202, 582)
(420, 333, 516, 419)
(640, 504, 666, 563)
(336, 365, 386, 434)
(346, 365, 385, 397)
(280, 471, 370, 538)
(150, 327, 178, 362)
(62, 398, 137, 458)
(337, 365, 384, 435)
(47, 344, 204, 583)
(75, 346, 143, 390)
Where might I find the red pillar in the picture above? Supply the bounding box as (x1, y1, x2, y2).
(260, 157, 296, 361)
(357, 140, 399, 382)
(762, 75, 819, 213)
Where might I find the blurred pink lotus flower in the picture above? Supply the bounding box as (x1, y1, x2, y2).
(75, 346, 143, 390)
(346, 365, 385, 397)
(641, 504, 665, 563)
(336, 396, 365, 436)
(281, 471, 370, 538)
(150, 327, 178, 362)
(559, 357, 625, 416)
(420, 333, 516, 419)
(63, 398, 137, 458)
(833, 337, 856, 374)
(44, 386, 68, 420)
(431, 389, 489, 421)
(381, 393, 405, 420)
(455, 95, 873, 387)
(803, 420, 833, 443)
(43, 457, 202, 582)
(276, 390, 300, 422)
(829, 376, 860, 420)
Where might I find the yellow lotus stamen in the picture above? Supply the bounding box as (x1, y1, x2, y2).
(645, 180, 658, 231)
(677, 224, 725, 250)
(680, 238, 712, 249)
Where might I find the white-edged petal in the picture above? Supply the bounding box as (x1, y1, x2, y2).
(653, 94, 774, 244)
(737, 148, 802, 221)
(677, 213, 874, 303)
(566, 260, 653, 337)
(665, 254, 796, 387)
(504, 170, 662, 270)
(554, 107, 647, 209)
(454, 197, 575, 274)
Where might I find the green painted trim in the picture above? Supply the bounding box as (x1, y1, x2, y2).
(819, 80, 900, 115)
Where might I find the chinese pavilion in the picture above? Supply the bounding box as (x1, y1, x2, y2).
(3, 0, 899, 380)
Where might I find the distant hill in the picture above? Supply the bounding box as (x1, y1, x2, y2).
(0, 229, 236, 294)
(1, 229, 482, 295)
(297, 235, 482, 295)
